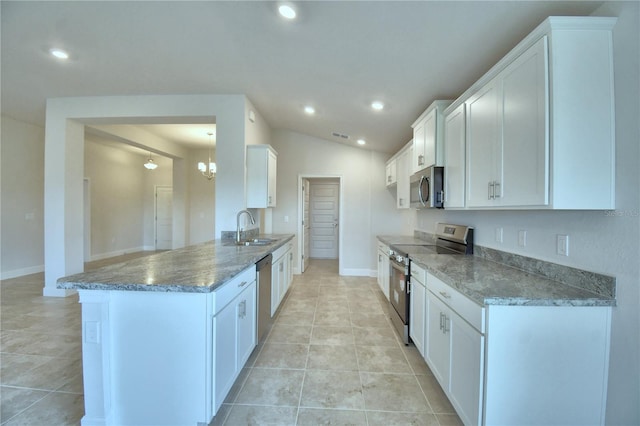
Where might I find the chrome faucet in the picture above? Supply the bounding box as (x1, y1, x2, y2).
(236, 210, 255, 244)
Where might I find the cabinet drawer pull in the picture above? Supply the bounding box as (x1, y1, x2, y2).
(238, 281, 248, 288)
(439, 291, 451, 299)
(439, 312, 444, 331)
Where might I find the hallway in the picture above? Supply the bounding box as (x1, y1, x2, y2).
(213, 259, 462, 425)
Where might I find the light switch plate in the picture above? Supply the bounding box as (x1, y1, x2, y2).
(557, 234, 569, 256)
(518, 230, 527, 247)
(495, 227, 503, 243)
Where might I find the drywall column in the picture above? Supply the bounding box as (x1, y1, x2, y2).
(43, 116, 83, 297)
(43, 94, 250, 297)
(172, 158, 187, 248)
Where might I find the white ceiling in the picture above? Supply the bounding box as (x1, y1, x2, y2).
(1, 1, 603, 154)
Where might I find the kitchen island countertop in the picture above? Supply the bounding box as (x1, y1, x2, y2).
(57, 234, 294, 293)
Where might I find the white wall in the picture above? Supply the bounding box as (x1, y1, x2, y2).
(270, 129, 408, 275)
(411, 3, 639, 423)
(189, 148, 216, 244)
(0, 116, 45, 278)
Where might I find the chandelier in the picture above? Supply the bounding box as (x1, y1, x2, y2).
(198, 132, 216, 180)
(144, 151, 158, 170)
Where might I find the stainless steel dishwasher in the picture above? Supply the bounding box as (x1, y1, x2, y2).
(256, 254, 272, 342)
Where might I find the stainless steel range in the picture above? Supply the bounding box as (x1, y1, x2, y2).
(388, 223, 474, 344)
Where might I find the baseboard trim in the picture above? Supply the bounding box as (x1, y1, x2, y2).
(340, 268, 375, 277)
(1, 264, 45, 280)
(90, 246, 147, 262)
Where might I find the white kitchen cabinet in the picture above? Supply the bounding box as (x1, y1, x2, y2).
(271, 241, 292, 316)
(425, 289, 452, 388)
(247, 145, 277, 208)
(411, 100, 451, 174)
(213, 268, 257, 412)
(443, 103, 466, 209)
(466, 37, 548, 208)
(396, 143, 412, 209)
(451, 17, 616, 210)
(376, 242, 389, 300)
(409, 262, 427, 356)
(385, 158, 397, 187)
(424, 271, 611, 426)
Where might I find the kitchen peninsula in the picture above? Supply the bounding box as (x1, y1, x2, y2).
(57, 235, 294, 426)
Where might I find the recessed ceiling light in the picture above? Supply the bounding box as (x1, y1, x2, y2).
(357, 139, 366, 146)
(49, 48, 69, 60)
(371, 101, 384, 111)
(278, 4, 296, 19)
(304, 106, 315, 115)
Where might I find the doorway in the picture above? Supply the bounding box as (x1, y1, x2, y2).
(298, 176, 342, 274)
(83, 178, 91, 262)
(155, 186, 173, 250)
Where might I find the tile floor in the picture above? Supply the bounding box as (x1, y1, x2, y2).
(212, 259, 462, 426)
(1, 255, 462, 426)
(0, 252, 157, 425)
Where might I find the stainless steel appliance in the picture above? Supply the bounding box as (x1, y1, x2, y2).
(388, 223, 474, 344)
(409, 166, 444, 209)
(256, 254, 272, 342)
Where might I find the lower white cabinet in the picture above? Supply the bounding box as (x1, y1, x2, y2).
(213, 269, 257, 412)
(423, 271, 611, 426)
(409, 263, 427, 356)
(271, 242, 293, 316)
(377, 242, 389, 300)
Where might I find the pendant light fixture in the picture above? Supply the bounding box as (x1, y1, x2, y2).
(198, 132, 216, 180)
(144, 151, 158, 170)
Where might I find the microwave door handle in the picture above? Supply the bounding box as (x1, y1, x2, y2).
(422, 176, 430, 206)
(417, 176, 425, 206)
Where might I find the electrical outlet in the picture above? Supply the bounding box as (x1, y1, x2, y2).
(518, 230, 527, 247)
(495, 227, 503, 243)
(84, 321, 100, 344)
(284, 215, 289, 223)
(557, 234, 569, 256)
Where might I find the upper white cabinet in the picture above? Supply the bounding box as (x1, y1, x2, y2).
(411, 100, 452, 174)
(385, 157, 397, 187)
(466, 37, 548, 208)
(447, 17, 616, 210)
(396, 142, 412, 209)
(246, 145, 277, 208)
(443, 103, 467, 209)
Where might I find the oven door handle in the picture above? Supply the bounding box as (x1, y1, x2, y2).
(389, 258, 406, 273)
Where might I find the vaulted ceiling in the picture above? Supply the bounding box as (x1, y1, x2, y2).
(1, 1, 603, 153)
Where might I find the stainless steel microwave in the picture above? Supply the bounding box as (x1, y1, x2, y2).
(409, 166, 444, 209)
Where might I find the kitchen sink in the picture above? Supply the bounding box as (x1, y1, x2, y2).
(224, 238, 276, 247)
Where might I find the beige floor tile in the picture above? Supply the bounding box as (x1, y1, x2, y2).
(254, 343, 309, 369)
(313, 310, 351, 326)
(0, 386, 49, 423)
(306, 344, 359, 371)
(267, 324, 312, 344)
(296, 407, 367, 425)
(415, 374, 456, 414)
(56, 373, 84, 394)
(277, 310, 315, 326)
(355, 345, 413, 374)
(353, 327, 399, 347)
(350, 311, 391, 328)
(310, 326, 354, 345)
(360, 372, 431, 413)
(222, 405, 297, 425)
(209, 403, 232, 426)
(235, 368, 304, 406)
(2, 391, 84, 426)
(300, 370, 364, 410)
(402, 345, 434, 376)
(3, 356, 82, 391)
(436, 413, 465, 426)
(366, 410, 439, 425)
(223, 367, 252, 404)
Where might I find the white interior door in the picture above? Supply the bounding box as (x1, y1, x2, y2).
(155, 186, 173, 250)
(309, 181, 339, 259)
(302, 179, 311, 272)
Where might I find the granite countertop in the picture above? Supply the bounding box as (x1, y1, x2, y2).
(378, 235, 615, 308)
(57, 234, 295, 293)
